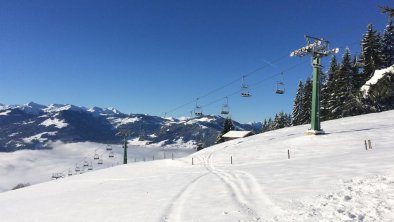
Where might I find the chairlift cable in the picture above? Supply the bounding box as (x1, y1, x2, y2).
(162, 54, 289, 117)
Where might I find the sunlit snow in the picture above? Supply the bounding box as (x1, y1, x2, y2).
(0, 110, 393, 221)
(39, 118, 68, 128)
(0, 110, 11, 116)
(361, 64, 394, 97)
(113, 117, 141, 126)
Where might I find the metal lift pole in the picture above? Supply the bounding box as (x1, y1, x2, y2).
(123, 135, 128, 164)
(311, 56, 322, 132)
(290, 35, 339, 135)
(117, 129, 131, 164)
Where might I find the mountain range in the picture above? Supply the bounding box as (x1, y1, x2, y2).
(0, 102, 262, 152)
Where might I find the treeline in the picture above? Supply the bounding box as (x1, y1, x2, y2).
(262, 112, 292, 132)
(292, 9, 394, 126)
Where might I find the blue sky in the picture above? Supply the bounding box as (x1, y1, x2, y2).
(0, 0, 392, 122)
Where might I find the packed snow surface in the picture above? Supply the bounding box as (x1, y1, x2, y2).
(361, 65, 394, 97)
(0, 111, 394, 221)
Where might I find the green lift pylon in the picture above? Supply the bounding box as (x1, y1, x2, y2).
(290, 35, 339, 135)
(123, 135, 128, 164)
(117, 130, 131, 164)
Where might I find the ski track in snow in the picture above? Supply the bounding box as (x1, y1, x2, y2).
(160, 172, 210, 222)
(161, 147, 282, 222)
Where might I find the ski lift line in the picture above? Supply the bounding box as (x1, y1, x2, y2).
(74, 144, 108, 166)
(196, 54, 288, 100)
(163, 19, 370, 118)
(175, 60, 308, 118)
(250, 60, 308, 87)
(59, 143, 116, 177)
(161, 54, 290, 117)
(161, 77, 240, 117)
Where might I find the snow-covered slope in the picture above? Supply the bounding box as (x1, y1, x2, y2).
(0, 110, 393, 221)
(0, 141, 195, 192)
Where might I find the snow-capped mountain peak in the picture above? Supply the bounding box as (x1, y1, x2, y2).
(44, 104, 85, 113)
(18, 102, 46, 115)
(106, 107, 122, 115)
(0, 103, 6, 110)
(87, 106, 124, 116)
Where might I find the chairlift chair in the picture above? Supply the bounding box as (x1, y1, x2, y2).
(98, 159, 103, 165)
(52, 173, 63, 179)
(68, 169, 73, 176)
(241, 86, 251, 97)
(275, 72, 285, 94)
(106, 145, 112, 151)
(194, 98, 203, 116)
(276, 82, 285, 94)
(75, 164, 81, 172)
(194, 106, 203, 116)
(240, 76, 251, 97)
(109, 151, 114, 158)
(83, 161, 89, 167)
(94, 153, 99, 160)
(221, 105, 230, 115)
(88, 162, 93, 171)
(220, 97, 230, 115)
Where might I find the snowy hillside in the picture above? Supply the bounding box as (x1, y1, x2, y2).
(0, 141, 196, 192)
(0, 110, 393, 221)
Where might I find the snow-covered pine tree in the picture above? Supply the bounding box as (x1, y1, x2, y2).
(292, 81, 304, 125)
(272, 114, 279, 129)
(365, 67, 394, 111)
(273, 112, 292, 129)
(216, 117, 235, 144)
(361, 24, 385, 80)
(382, 19, 394, 67)
(343, 55, 370, 116)
(330, 49, 354, 118)
(267, 117, 273, 131)
(284, 112, 292, 127)
(273, 113, 282, 129)
(300, 78, 312, 124)
(262, 119, 268, 132)
(287, 113, 292, 126)
(380, 6, 394, 19)
(321, 56, 338, 121)
(351, 56, 363, 90)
